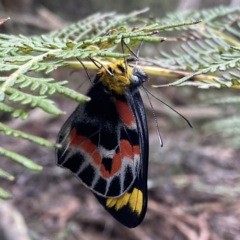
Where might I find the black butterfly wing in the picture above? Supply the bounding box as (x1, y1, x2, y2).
(95, 86, 149, 228)
(56, 81, 142, 199)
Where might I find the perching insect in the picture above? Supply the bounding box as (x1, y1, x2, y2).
(56, 39, 192, 228)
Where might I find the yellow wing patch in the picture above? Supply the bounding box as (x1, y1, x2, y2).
(106, 188, 143, 215)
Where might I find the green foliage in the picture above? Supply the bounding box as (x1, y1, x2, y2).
(202, 96, 240, 148)
(148, 7, 240, 151)
(0, 187, 12, 199)
(151, 6, 240, 88)
(0, 147, 42, 171)
(0, 6, 239, 198)
(0, 168, 14, 199)
(0, 123, 54, 147)
(0, 168, 14, 181)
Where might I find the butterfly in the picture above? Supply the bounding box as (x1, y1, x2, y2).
(56, 57, 149, 228)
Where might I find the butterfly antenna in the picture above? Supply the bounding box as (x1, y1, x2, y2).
(76, 57, 94, 85)
(121, 36, 128, 74)
(121, 37, 144, 72)
(121, 36, 139, 59)
(143, 86, 163, 147)
(136, 41, 143, 59)
(143, 86, 193, 128)
(88, 57, 102, 69)
(89, 57, 114, 76)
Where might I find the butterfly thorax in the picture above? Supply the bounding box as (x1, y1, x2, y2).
(98, 60, 148, 95)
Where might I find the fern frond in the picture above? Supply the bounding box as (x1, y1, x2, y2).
(209, 96, 240, 104)
(0, 147, 42, 171)
(203, 116, 240, 148)
(149, 7, 240, 89)
(154, 46, 240, 89)
(0, 102, 28, 119)
(0, 123, 54, 147)
(5, 87, 63, 115)
(0, 168, 14, 181)
(48, 9, 150, 41)
(0, 187, 12, 199)
(0, 169, 14, 200)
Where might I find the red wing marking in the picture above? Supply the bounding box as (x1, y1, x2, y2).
(92, 151, 102, 165)
(69, 128, 139, 181)
(133, 145, 140, 156)
(100, 139, 136, 179)
(69, 128, 101, 165)
(116, 100, 136, 127)
(120, 140, 134, 160)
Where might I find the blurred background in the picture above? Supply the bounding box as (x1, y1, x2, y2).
(0, 0, 240, 240)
